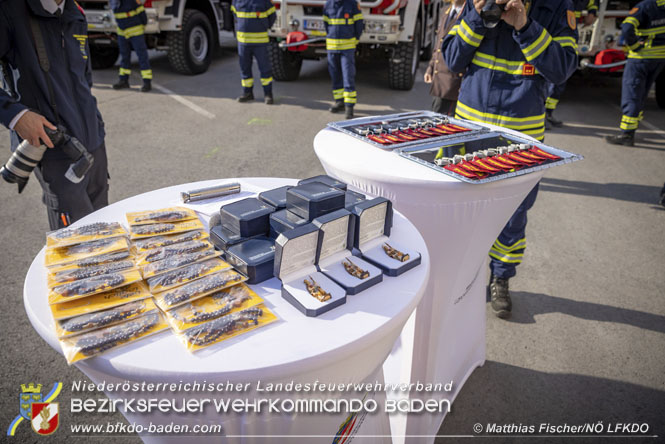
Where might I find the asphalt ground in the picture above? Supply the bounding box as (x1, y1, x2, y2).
(1, 37, 664, 443)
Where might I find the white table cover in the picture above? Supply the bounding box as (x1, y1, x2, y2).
(24, 178, 430, 443)
(314, 127, 544, 443)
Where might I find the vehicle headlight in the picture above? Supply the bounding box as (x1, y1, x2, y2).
(364, 21, 399, 34)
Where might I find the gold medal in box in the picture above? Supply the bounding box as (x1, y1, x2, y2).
(126, 207, 198, 226)
(152, 269, 247, 311)
(48, 268, 143, 305)
(129, 219, 205, 240)
(131, 230, 209, 254)
(45, 237, 130, 268)
(177, 304, 278, 352)
(60, 311, 169, 365)
(164, 284, 264, 333)
(50, 281, 152, 320)
(46, 222, 127, 248)
(55, 299, 157, 338)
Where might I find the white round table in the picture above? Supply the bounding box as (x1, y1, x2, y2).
(314, 126, 544, 443)
(24, 178, 430, 444)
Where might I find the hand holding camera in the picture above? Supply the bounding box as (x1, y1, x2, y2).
(475, 0, 528, 30)
(14, 111, 57, 148)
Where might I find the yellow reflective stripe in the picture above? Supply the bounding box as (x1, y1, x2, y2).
(628, 45, 665, 59)
(236, 31, 269, 43)
(241, 78, 254, 87)
(260, 77, 273, 85)
(456, 101, 545, 129)
(140, 69, 152, 79)
(635, 25, 665, 36)
(520, 127, 545, 140)
(332, 88, 344, 99)
(575, 11, 582, 18)
(622, 17, 640, 28)
(626, 41, 642, 51)
(117, 25, 144, 38)
(620, 115, 640, 130)
(522, 28, 552, 61)
(471, 52, 540, 75)
(448, 24, 459, 36)
(493, 238, 526, 252)
(353, 13, 363, 21)
(326, 38, 357, 50)
(457, 19, 483, 47)
(554, 36, 578, 54)
(343, 90, 357, 104)
(232, 6, 275, 18)
(114, 5, 145, 19)
(545, 97, 559, 110)
(324, 15, 363, 25)
(489, 250, 524, 263)
(119, 67, 131, 75)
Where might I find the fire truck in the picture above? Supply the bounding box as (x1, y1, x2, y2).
(577, 0, 664, 108)
(80, 0, 235, 75)
(268, 0, 444, 90)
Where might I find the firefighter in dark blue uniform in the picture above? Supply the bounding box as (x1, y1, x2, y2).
(324, 0, 363, 119)
(443, 0, 578, 318)
(545, 0, 596, 128)
(606, 0, 665, 146)
(232, 0, 276, 104)
(1, 0, 109, 229)
(111, 0, 152, 92)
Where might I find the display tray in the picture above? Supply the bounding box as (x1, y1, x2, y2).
(327, 111, 487, 150)
(398, 131, 584, 184)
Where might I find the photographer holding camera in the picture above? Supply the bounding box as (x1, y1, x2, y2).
(0, 0, 109, 230)
(443, 0, 578, 318)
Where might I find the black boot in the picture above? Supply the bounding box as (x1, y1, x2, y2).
(489, 275, 512, 319)
(112, 76, 130, 90)
(329, 100, 344, 113)
(546, 109, 563, 127)
(344, 105, 354, 119)
(237, 91, 254, 103)
(140, 79, 151, 92)
(605, 133, 635, 147)
(264, 93, 274, 105)
(659, 183, 665, 208)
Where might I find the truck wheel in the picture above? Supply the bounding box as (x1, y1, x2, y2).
(656, 69, 665, 109)
(166, 10, 213, 75)
(389, 20, 421, 90)
(268, 39, 303, 81)
(90, 44, 119, 69)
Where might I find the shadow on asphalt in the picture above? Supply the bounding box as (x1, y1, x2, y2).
(540, 178, 664, 205)
(504, 291, 665, 335)
(437, 361, 665, 443)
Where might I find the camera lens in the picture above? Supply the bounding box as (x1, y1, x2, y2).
(1, 141, 48, 192)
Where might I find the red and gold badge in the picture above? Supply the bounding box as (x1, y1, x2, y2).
(567, 10, 576, 30)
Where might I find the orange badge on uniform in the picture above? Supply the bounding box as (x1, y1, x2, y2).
(522, 64, 535, 75)
(344, 13, 349, 18)
(629, 7, 639, 14)
(567, 10, 576, 30)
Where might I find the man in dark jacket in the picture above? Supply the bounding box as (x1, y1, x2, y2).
(0, 0, 109, 230)
(324, 0, 363, 118)
(425, 0, 465, 115)
(232, 0, 276, 104)
(111, 0, 152, 92)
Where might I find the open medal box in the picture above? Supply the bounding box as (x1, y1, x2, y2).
(327, 111, 487, 150)
(397, 130, 584, 184)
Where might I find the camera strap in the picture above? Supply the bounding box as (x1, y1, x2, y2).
(27, 13, 62, 125)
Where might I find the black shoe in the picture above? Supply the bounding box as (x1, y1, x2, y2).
(489, 275, 512, 319)
(140, 80, 151, 92)
(264, 94, 274, 105)
(112, 78, 130, 90)
(659, 184, 665, 208)
(344, 106, 354, 119)
(605, 133, 634, 147)
(329, 100, 344, 113)
(237, 91, 254, 103)
(546, 109, 563, 127)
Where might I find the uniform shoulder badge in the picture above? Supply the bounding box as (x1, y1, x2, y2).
(629, 7, 639, 14)
(567, 10, 576, 30)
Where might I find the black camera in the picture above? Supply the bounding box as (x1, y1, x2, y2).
(481, 0, 506, 28)
(1, 125, 94, 193)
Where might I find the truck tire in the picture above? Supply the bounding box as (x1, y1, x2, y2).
(268, 39, 303, 81)
(656, 69, 665, 109)
(166, 10, 213, 75)
(389, 20, 421, 90)
(90, 44, 119, 70)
